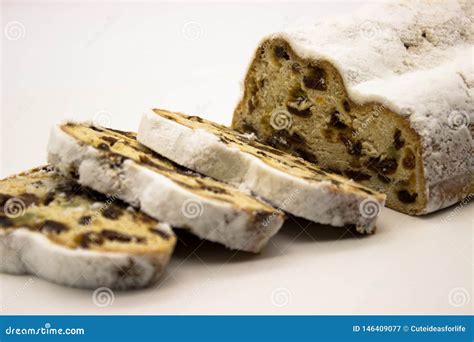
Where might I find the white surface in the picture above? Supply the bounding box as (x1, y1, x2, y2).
(1, 0, 472, 315)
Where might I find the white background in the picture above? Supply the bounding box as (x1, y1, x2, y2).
(1, 0, 472, 315)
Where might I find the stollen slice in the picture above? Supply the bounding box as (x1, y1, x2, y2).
(0, 165, 176, 290)
(138, 109, 386, 234)
(47, 122, 284, 253)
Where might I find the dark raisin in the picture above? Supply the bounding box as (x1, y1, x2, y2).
(101, 136, 118, 146)
(290, 132, 306, 145)
(286, 105, 312, 117)
(329, 111, 347, 129)
(110, 155, 125, 168)
(367, 157, 398, 175)
(339, 136, 362, 156)
(0, 215, 13, 227)
(101, 229, 132, 242)
(295, 148, 317, 163)
(343, 100, 351, 112)
(149, 227, 172, 240)
(398, 190, 417, 203)
(0, 194, 12, 207)
(218, 136, 233, 145)
(78, 215, 91, 225)
(97, 143, 110, 151)
(203, 186, 227, 194)
(248, 99, 255, 113)
(43, 191, 56, 205)
(39, 220, 69, 234)
(139, 155, 166, 171)
(101, 229, 146, 244)
(377, 174, 391, 183)
(303, 66, 327, 91)
(253, 211, 273, 225)
(69, 166, 79, 179)
(323, 129, 333, 141)
(351, 141, 362, 156)
(194, 179, 227, 194)
(13, 193, 38, 207)
(90, 126, 104, 132)
(274, 46, 289, 60)
(344, 170, 371, 181)
(402, 149, 416, 169)
(79, 231, 104, 248)
(55, 181, 83, 198)
(102, 206, 123, 220)
(187, 116, 204, 123)
(356, 186, 376, 195)
(242, 122, 257, 134)
(393, 129, 405, 149)
(82, 188, 110, 203)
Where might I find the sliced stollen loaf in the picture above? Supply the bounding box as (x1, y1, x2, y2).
(47, 122, 283, 253)
(232, 0, 473, 215)
(0, 165, 176, 290)
(138, 109, 386, 234)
